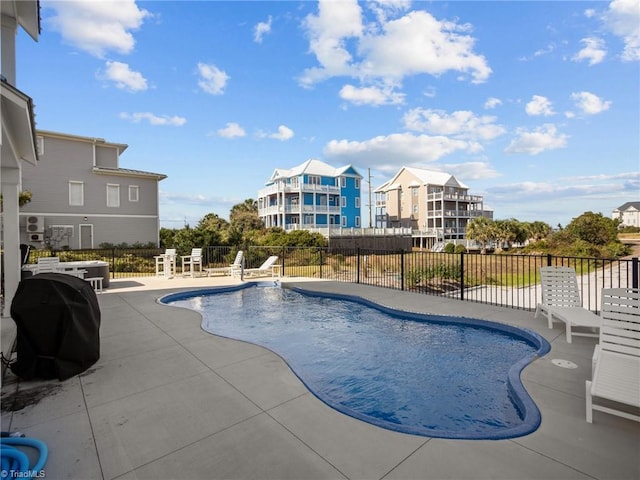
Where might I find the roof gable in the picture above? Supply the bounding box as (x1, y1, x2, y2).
(375, 166, 469, 191)
(616, 201, 640, 212)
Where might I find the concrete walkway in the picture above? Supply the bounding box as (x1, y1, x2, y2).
(1, 276, 639, 479)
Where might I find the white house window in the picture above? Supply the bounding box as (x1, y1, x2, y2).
(341, 216, 347, 227)
(308, 175, 321, 186)
(69, 181, 84, 206)
(413, 204, 419, 213)
(341, 177, 346, 187)
(355, 197, 360, 208)
(355, 178, 360, 189)
(341, 196, 346, 207)
(355, 216, 361, 227)
(129, 185, 139, 202)
(107, 184, 120, 207)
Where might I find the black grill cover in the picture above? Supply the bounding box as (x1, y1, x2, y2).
(10, 273, 101, 381)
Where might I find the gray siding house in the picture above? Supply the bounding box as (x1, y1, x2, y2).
(1, 0, 40, 319)
(20, 130, 167, 249)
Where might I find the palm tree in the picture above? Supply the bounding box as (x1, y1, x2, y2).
(466, 217, 496, 254)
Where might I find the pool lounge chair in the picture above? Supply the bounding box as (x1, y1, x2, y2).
(204, 250, 243, 277)
(243, 255, 279, 278)
(586, 288, 640, 423)
(534, 266, 600, 343)
(181, 248, 203, 277)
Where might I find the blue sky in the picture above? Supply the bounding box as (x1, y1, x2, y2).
(17, 0, 640, 228)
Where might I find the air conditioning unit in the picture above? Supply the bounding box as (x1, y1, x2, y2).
(26, 216, 44, 233)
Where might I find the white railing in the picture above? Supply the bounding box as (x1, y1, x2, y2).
(283, 226, 413, 236)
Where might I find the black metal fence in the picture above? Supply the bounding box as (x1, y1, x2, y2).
(28, 246, 639, 313)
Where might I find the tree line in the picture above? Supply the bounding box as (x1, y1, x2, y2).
(158, 200, 633, 259)
(464, 211, 632, 258)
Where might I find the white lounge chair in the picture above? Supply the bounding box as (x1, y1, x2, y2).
(243, 255, 279, 278)
(586, 288, 640, 423)
(181, 248, 203, 277)
(534, 266, 601, 343)
(154, 249, 176, 278)
(204, 250, 243, 277)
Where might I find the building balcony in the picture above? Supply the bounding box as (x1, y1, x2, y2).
(426, 192, 483, 203)
(425, 210, 486, 218)
(258, 183, 340, 197)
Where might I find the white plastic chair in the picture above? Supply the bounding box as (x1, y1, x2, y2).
(36, 257, 60, 274)
(204, 250, 243, 277)
(243, 256, 280, 278)
(534, 266, 600, 343)
(586, 288, 640, 423)
(181, 248, 203, 277)
(154, 249, 176, 278)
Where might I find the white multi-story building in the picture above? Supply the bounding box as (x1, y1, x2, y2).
(612, 202, 640, 227)
(374, 166, 492, 249)
(258, 159, 363, 233)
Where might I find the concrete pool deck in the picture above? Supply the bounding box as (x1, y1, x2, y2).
(1, 275, 639, 479)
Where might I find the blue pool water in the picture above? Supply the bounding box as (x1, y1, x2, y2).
(162, 284, 550, 439)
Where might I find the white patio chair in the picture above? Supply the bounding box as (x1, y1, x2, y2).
(204, 250, 243, 277)
(154, 248, 176, 278)
(534, 266, 600, 343)
(181, 248, 203, 277)
(586, 288, 640, 423)
(36, 257, 60, 274)
(243, 256, 280, 278)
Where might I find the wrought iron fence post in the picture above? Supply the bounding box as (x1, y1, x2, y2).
(282, 246, 286, 278)
(357, 248, 361, 284)
(546, 253, 552, 267)
(460, 252, 465, 301)
(633, 257, 639, 289)
(400, 250, 405, 291)
(111, 248, 116, 279)
(319, 248, 323, 279)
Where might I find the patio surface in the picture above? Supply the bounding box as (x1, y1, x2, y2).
(1, 275, 639, 480)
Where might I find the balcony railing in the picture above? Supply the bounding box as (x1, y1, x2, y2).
(258, 183, 340, 197)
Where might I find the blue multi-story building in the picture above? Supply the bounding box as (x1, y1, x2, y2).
(257, 159, 363, 232)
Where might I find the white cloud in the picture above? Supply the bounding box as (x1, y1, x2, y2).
(484, 97, 502, 109)
(119, 112, 186, 126)
(572, 37, 607, 65)
(358, 11, 491, 84)
(100, 60, 147, 91)
(571, 91, 612, 115)
(300, 0, 363, 85)
(403, 108, 506, 141)
(525, 95, 555, 116)
(439, 161, 501, 180)
(197, 63, 229, 95)
(339, 84, 405, 106)
(504, 124, 568, 155)
(603, 0, 640, 61)
(324, 132, 472, 168)
(47, 0, 150, 58)
(265, 125, 294, 141)
(217, 122, 246, 138)
(300, 1, 491, 88)
(254, 16, 273, 43)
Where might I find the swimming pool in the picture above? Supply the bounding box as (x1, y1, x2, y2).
(162, 283, 550, 440)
